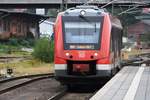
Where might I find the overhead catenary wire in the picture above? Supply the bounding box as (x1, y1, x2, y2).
(101, 0, 118, 8)
(118, 2, 149, 15)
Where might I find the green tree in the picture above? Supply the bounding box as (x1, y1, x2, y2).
(33, 37, 54, 63)
(140, 33, 150, 42)
(107, 7, 141, 36)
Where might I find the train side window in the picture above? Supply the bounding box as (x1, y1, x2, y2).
(112, 27, 118, 58)
(110, 34, 113, 52)
(111, 28, 115, 52)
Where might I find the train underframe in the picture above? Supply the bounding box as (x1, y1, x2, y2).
(55, 60, 118, 85)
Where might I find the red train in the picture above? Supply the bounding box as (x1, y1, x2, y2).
(54, 5, 123, 85)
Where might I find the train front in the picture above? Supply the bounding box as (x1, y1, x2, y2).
(54, 6, 112, 85)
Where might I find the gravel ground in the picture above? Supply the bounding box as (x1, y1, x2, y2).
(0, 77, 107, 100)
(60, 93, 93, 100)
(60, 84, 103, 100)
(0, 78, 63, 100)
(0, 78, 31, 91)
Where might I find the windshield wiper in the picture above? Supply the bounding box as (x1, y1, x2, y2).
(95, 23, 96, 32)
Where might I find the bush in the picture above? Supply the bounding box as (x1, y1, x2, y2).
(33, 37, 54, 63)
(8, 38, 19, 46)
(18, 39, 34, 48)
(0, 38, 35, 54)
(140, 33, 150, 42)
(2, 37, 35, 48)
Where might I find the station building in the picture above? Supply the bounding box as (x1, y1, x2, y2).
(0, 9, 49, 40)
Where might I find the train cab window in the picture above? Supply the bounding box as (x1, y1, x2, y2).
(64, 22, 100, 44)
(62, 16, 103, 50)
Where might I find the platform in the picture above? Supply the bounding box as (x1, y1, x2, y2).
(90, 66, 150, 100)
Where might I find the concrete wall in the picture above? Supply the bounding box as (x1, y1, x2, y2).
(0, 0, 149, 4)
(0, 0, 62, 4)
(39, 21, 54, 37)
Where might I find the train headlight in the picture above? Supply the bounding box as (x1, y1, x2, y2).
(65, 53, 69, 56)
(94, 53, 98, 56)
(80, 10, 86, 16)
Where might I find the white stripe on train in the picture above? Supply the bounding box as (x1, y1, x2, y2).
(54, 64, 113, 70)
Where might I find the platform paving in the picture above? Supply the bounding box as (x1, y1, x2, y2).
(90, 66, 150, 100)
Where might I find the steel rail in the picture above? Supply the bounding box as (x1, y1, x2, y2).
(0, 73, 53, 83)
(0, 73, 54, 95)
(0, 56, 30, 59)
(47, 88, 67, 100)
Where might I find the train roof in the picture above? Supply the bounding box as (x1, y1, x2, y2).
(61, 5, 122, 29)
(63, 5, 106, 16)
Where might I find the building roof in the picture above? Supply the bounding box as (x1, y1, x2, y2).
(0, 9, 49, 21)
(127, 21, 150, 35)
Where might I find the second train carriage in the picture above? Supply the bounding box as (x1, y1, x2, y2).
(54, 5, 123, 85)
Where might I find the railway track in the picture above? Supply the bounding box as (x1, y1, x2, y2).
(47, 85, 100, 100)
(0, 56, 31, 62)
(0, 72, 107, 100)
(122, 52, 150, 66)
(47, 91, 94, 100)
(0, 73, 54, 95)
(0, 56, 27, 59)
(48, 88, 67, 100)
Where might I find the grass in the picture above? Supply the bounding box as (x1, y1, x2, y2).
(0, 45, 30, 57)
(0, 51, 31, 57)
(0, 59, 54, 76)
(0, 38, 34, 56)
(122, 49, 142, 60)
(0, 38, 54, 77)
